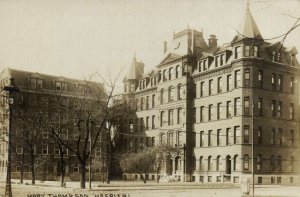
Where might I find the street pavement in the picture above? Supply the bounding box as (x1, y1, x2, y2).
(0, 180, 300, 197)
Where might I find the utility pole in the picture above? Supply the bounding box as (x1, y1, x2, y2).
(252, 99, 255, 197)
(4, 78, 19, 197)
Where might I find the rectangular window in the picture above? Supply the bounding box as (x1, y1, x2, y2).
(244, 125, 249, 144)
(200, 82, 205, 97)
(200, 131, 204, 147)
(208, 130, 212, 146)
(271, 128, 276, 145)
(254, 46, 258, 57)
(290, 103, 294, 120)
(258, 70, 263, 88)
(37, 79, 43, 88)
(290, 77, 294, 93)
(177, 108, 183, 124)
(160, 111, 165, 127)
(203, 60, 207, 71)
(152, 94, 155, 108)
(193, 108, 196, 123)
(244, 69, 250, 87)
(277, 101, 282, 118)
(208, 104, 213, 121)
(227, 74, 232, 91)
(129, 120, 134, 132)
(290, 130, 294, 146)
(244, 97, 250, 116)
(42, 145, 48, 155)
(30, 78, 36, 88)
(277, 128, 282, 146)
(278, 75, 283, 91)
(198, 61, 202, 72)
(217, 102, 222, 120)
(146, 96, 149, 109)
(146, 116, 149, 130)
(258, 98, 263, 116)
(54, 146, 60, 155)
(152, 115, 155, 129)
(168, 110, 174, 125)
(234, 126, 240, 144)
(271, 100, 276, 117)
(258, 126, 262, 145)
(235, 70, 241, 88)
(272, 73, 276, 91)
(215, 56, 219, 67)
(226, 128, 231, 145)
(16, 145, 23, 154)
(245, 45, 250, 57)
(209, 79, 213, 95)
(217, 77, 222, 93)
(200, 106, 204, 122)
(220, 54, 225, 66)
(234, 97, 241, 116)
(235, 46, 241, 59)
(140, 118, 144, 131)
(217, 129, 221, 146)
(227, 101, 232, 118)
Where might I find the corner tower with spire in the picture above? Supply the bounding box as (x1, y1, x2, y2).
(123, 53, 144, 98)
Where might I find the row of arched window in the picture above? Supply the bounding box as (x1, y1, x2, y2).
(161, 65, 185, 82)
(160, 84, 184, 104)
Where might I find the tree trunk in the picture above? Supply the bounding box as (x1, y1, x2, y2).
(20, 162, 24, 184)
(156, 163, 160, 183)
(60, 152, 65, 187)
(140, 174, 146, 184)
(106, 160, 110, 184)
(30, 152, 35, 185)
(80, 161, 86, 189)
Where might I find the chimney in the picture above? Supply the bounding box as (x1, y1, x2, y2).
(208, 34, 217, 48)
(163, 41, 167, 54)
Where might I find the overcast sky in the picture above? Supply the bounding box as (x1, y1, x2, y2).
(0, 0, 299, 91)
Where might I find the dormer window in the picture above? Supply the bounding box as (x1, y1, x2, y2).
(203, 60, 207, 71)
(215, 56, 219, 67)
(254, 46, 258, 57)
(130, 84, 135, 92)
(56, 81, 67, 91)
(198, 61, 202, 72)
(77, 84, 85, 93)
(235, 46, 241, 59)
(220, 54, 225, 66)
(30, 78, 43, 89)
(272, 51, 276, 61)
(245, 45, 250, 57)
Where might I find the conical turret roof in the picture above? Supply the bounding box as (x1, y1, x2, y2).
(125, 53, 144, 81)
(235, 5, 263, 41)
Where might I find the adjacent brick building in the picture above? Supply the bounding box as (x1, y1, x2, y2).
(0, 68, 107, 182)
(121, 6, 300, 184)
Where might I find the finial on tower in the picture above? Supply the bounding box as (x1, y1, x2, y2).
(246, 0, 250, 10)
(187, 23, 190, 29)
(134, 51, 136, 59)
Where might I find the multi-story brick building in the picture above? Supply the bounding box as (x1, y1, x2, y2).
(0, 68, 107, 182)
(121, 6, 300, 184)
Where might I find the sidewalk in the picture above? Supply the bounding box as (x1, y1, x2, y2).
(8, 179, 240, 190)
